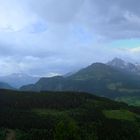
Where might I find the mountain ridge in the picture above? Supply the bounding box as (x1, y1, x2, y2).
(20, 58, 140, 99)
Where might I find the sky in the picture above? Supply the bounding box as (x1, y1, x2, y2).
(0, 0, 140, 76)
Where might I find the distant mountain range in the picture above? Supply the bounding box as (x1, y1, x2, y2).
(20, 58, 140, 98)
(0, 82, 14, 90)
(0, 73, 40, 88)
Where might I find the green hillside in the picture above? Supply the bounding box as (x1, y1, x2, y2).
(0, 89, 140, 140)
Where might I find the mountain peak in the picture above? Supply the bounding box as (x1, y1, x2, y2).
(107, 58, 126, 68)
(111, 57, 124, 62)
(107, 58, 140, 74)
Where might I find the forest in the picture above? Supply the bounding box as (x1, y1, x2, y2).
(0, 89, 140, 140)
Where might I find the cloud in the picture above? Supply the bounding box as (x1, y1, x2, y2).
(0, 0, 37, 32)
(27, 0, 85, 23)
(24, 0, 140, 39)
(83, 0, 140, 39)
(0, 0, 140, 76)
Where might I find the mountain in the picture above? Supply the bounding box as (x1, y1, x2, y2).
(107, 57, 140, 74)
(0, 73, 40, 88)
(64, 70, 78, 77)
(0, 89, 140, 139)
(20, 62, 140, 98)
(0, 82, 14, 90)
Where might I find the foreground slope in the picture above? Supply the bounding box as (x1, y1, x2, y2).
(0, 89, 140, 140)
(21, 63, 140, 98)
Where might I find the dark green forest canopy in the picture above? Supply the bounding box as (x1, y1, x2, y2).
(0, 89, 140, 140)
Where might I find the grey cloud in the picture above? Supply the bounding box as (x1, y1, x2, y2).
(24, 0, 140, 39)
(89, 0, 140, 39)
(27, 0, 84, 23)
(0, 0, 140, 76)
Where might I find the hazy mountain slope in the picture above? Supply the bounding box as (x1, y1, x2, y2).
(0, 82, 14, 90)
(20, 62, 140, 98)
(0, 73, 39, 88)
(21, 76, 65, 91)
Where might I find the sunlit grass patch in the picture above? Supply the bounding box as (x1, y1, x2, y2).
(116, 96, 140, 106)
(103, 109, 139, 121)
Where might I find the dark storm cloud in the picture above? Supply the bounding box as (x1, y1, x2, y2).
(89, 0, 140, 39)
(26, 0, 140, 39)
